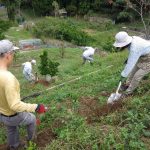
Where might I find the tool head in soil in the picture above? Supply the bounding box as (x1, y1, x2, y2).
(107, 81, 122, 104)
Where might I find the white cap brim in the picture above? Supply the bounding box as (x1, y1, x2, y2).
(113, 36, 132, 48)
(12, 46, 19, 50)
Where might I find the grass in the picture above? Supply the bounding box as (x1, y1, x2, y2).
(4, 27, 33, 43)
(0, 47, 150, 149)
(1, 16, 150, 149)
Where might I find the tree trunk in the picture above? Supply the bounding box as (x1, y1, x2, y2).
(5, 0, 16, 21)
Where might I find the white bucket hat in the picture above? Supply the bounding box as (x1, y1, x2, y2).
(113, 31, 132, 48)
(31, 59, 36, 65)
(0, 40, 19, 54)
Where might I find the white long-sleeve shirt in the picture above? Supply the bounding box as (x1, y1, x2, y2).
(22, 62, 32, 74)
(82, 47, 95, 57)
(121, 36, 150, 77)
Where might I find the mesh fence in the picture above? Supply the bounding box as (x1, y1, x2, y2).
(19, 39, 43, 49)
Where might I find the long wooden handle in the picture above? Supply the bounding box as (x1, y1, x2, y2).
(116, 81, 122, 94)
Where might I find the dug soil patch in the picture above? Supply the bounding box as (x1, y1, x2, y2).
(35, 80, 50, 86)
(0, 144, 8, 150)
(36, 128, 57, 148)
(0, 128, 57, 150)
(78, 97, 123, 123)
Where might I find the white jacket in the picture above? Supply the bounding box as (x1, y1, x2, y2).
(122, 36, 150, 77)
(82, 47, 95, 57)
(22, 62, 32, 74)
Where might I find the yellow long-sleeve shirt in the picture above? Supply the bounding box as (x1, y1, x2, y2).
(0, 70, 38, 116)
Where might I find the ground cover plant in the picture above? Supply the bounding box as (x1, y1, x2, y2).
(0, 46, 149, 149)
(0, 11, 150, 150)
(32, 17, 92, 46)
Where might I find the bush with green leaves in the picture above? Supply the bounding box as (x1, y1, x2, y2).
(33, 17, 92, 46)
(102, 37, 116, 52)
(0, 19, 12, 40)
(116, 11, 133, 23)
(38, 50, 59, 77)
(0, 30, 5, 40)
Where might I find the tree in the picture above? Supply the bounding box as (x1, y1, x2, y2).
(126, 0, 150, 39)
(32, 0, 53, 16)
(52, 1, 59, 17)
(0, 19, 11, 39)
(0, 0, 23, 21)
(0, 0, 16, 21)
(38, 50, 60, 77)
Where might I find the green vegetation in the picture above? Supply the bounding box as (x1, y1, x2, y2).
(0, 47, 149, 149)
(5, 27, 33, 42)
(0, 1, 150, 149)
(39, 50, 59, 77)
(0, 19, 12, 39)
(33, 17, 92, 46)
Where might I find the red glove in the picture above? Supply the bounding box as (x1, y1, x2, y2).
(36, 104, 46, 114)
(36, 118, 41, 125)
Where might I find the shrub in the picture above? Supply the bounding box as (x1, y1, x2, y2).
(0, 30, 5, 40)
(0, 19, 12, 31)
(102, 37, 116, 52)
(0, 19, 12, 40)
(116, 11, 133, 23)
(33, 18, 92, 46)
(38, 50, 59, 77)
(66, 5, 77, 16)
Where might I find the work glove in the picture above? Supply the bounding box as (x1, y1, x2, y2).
(35, 104, 47, 114)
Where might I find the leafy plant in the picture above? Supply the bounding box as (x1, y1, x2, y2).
(33, 18, 92, 46)
(38, 50, 59, 77)
(102, 37, 116, 52)
(27, 141, 37, 150)
(0, 19, 12, 39)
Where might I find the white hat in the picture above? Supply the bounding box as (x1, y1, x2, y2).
(113, 31, 132, 48)
(31, 59, 36, 65)
(0, 40, 19, 54)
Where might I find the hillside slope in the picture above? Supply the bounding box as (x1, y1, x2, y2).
(0, 48, 149, 150)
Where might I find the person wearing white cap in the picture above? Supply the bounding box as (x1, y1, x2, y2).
(81, 47, 96, 65)
(114, 31, 150, 95)
(0, 40, 47, 149)
(22, 59, 36, 82)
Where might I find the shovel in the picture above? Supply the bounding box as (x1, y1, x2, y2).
(107, 81, 122, 104)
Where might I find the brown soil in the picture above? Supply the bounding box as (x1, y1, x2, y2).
(35, 80, 50, 86)
(0, 96, 124, 149)
(56, 99, 73, 110)
(101, 91, 111, 97)
(78, 97, 123, 123)
(36, 128, 57, 148)
(0, 128, 57, 150)
(0, 144, 7, 150)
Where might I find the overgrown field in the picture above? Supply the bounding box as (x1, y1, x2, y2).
(5, 16, 121, 50)
(0, 47, 150, 149)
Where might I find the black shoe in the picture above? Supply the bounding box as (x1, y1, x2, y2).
(120, 84, 129, 92)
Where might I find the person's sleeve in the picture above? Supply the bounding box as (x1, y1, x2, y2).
(5, 75, 38, 112)
(121, 51, 141, 77)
